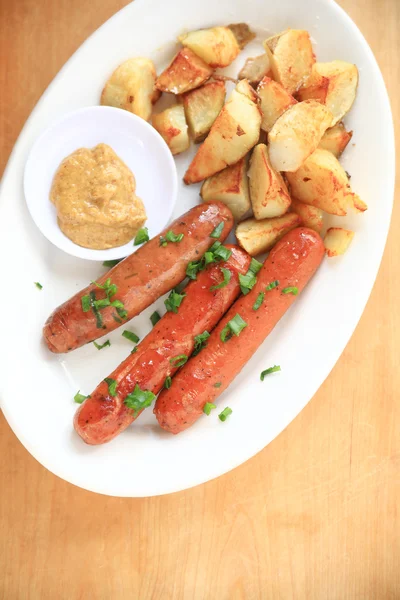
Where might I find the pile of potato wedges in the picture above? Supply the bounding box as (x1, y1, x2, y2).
(100, 25, 364, 258)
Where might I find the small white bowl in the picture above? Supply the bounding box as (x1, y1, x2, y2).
(24, 105, 178, 260)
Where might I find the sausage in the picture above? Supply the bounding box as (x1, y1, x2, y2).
(154, 227, 325, 434)
(44, 202, 234, 353)
(74, 245, 251, 445)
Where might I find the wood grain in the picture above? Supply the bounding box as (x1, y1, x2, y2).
(0, 1, 399, 598)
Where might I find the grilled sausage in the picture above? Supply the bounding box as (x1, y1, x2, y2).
(74, 245, 251, 445)
(155, 227, 325, 433)
(44, 202, 234, 353)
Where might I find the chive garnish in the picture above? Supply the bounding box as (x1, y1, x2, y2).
(164, 376, 172, 389)
(102, 259, 122, 268)
(210, 267, 231, 291)
(260, 365, 281, 381)
(104, 377, 117, 397)
(89, 290, 103, 329)
(170, 354, 188, 368)
(124, 384, 156, 416)
(160, 230, 184, 246)
(193, 331, 210, 356)
(150, 311, 161, 326)
(220, 314, 247, 342)
(253, 292, 265, 311)
(34, 282, 43, 290)
(218, 407, 232, 421)
(210, 222, 224, 239)
(93, 340, 111, 350)
(203, 402, 217, 415)
(122, 330, 140, 344)
(74, 391, 88, 404)
(282, 286, 298, 295)
(165, 289, 186, 313)
(239, 271, 257, 295)
(266, 280, 279, 291)
(134, 227, 149, 246)
(81, 295, 91, 312)
(249, 258, 263, 274)
(214, 382, 222, 388)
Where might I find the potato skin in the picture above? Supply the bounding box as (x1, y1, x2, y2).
(184, 81, 261, 184)
(236, 213, 301, 256)
(263, 29, 315, 95)
(179, 26, 240, 68)
(297, 61, 359, 126)
(268, 100, 333, 172)
(152, 105, 190, 155)
(101, 57, 158, 121)
(318, 122, 353, 157)
(248, 144, 291, 220)
(238, 54, 271, 85)
(324, 227, 354, 257)
(155, 48, 213, 94)
(200, 157, 250, 221)
(257, 76, 297, 132)
(285, 148, 364, 216)
(181, 80, 226, 143)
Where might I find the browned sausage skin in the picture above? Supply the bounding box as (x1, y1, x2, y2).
(74, 245, 251, 445)
(154, 228, 325, 434)
(43, 202, 233, 353)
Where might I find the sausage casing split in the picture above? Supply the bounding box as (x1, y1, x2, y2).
(154, 227, 325, 434)
(74, 245, 251, 445)
(44, 202, 234, 353)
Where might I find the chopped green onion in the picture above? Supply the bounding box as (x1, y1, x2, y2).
(124, 384, 156, 416)
(239, 271, 257, 295)
(34, 281, 43, 290)
(89, 291, 103, 329)
(213, 244, 232, 262)
(104, 377, 117, 397)
(150, 311, 161, 326)
(204, 251, 214, 265)
(214, 382, 222, 388)
(74, 391, 88, 404)
(209, 241, 222, 253)
(113, 314, 123, 324)
(210, 267, 231, 291)
(164, 376, 172, 389)
(249, 258, 263, 274)
(159, 237, 168, 247)
(253, 292, 265, 311)
(102, 259, 121, 268)
(186, 261, 201, 280)
(203, 402, 217, 415)
(266, 280, 279, 291)
(282, 286, 298, 295)
(165, 289, 186, 313)
(81, 295, 91, 312)
(220, 314, 247, 342)
(170, 354, 188, 368)
(260, 365, 281, 381)
(134, 227, 149, 246)
(122, 330, 140, 344)
(193, 330, 210, 356)
(130, 347, 138, 354)
(93, 298, 111, 310)
(166, 230, 184, 243)
(93, 340, 111, 350)
(115, 306, 128, 319)
(218, 407, 232, 421)
(210, 222, 224, 239)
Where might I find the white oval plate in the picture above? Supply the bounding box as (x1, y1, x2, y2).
(24, 106, 178, 261)
(0, 0, 394, 497)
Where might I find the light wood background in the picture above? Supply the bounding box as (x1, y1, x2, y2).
(0, 1, 399, 598)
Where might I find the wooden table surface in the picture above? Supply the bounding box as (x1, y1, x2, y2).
(0, 1, 399, 598)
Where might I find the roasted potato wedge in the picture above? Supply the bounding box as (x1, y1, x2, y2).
(152, 105, 189, 155)
(297, 61, 358, 126)
(285, 148, 365, 216)
(155, 48, 213, 94)
(238, 54, 271, 85)
(248, 144, 291, 219)
(227, 23, 256, 49)
(184, 80, 261, 184)
(324, 227, 354, 257)
(290, 199, 324, 232)
(182, 80, 226, 142)
(179, 26, 240, 68)
(263, 29, 315, 95)
(101, 58, 159, 121)
(200, 157, 250, 221)
(268, 100, 333, 172)
(257, 76, 297, 132)
(236, 213, 301, 256)
(318, 122, 353, 157)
